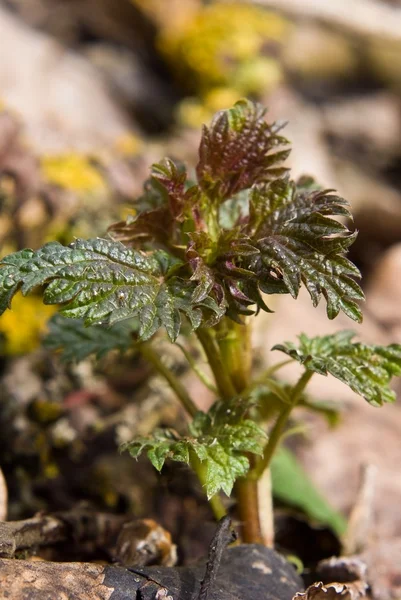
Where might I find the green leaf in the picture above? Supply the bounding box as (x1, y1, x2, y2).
(44, 314, 136, 362)
(271, 446, 347, 536)
(197, 99, 290, 201)
(123, 399, 266, 499)
(0, 238, 225, 342)
(245, 178, 364, 322)
(273, 331, 401, 406)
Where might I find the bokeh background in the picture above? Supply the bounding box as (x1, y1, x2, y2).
(0, 1, 401, 596)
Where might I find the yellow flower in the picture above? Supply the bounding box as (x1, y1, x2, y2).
(41, 153, 106, 193)
(0, 293, 56, 355)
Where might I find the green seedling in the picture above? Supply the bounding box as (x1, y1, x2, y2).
(1, 100, 400, 545)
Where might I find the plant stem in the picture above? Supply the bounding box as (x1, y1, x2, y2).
(250, 370, 313, 480)
(216, 320, 252, 393)
(176, 342, 218, 394)
(211, 318, 271, 545)
(139, 343, 198, 418)
(196, 327, 237, 399)
(139, 344, 227, 520)
(235, 459, 264, 544)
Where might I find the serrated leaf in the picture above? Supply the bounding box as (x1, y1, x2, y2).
(151, 158, 188, 220)
(245, 178, 364, 322)
(108, 206, 173, 248)
(44, 314, 136, 362)
(0, 238, 225, 342)
(273, 331, 401, 406)
(123, 399, 266, 499)
(186, 228, 263, 316)
(271, 447, 347, 535)
(197, 99, 290, 201)
(108, 159, 196, 248)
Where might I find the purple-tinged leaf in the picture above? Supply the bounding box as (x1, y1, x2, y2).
(243, 178, 363, 322)
(197, 99, 290, 201)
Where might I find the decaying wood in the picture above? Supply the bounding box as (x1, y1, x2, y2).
(294, 580, 369, 600)
(0, 507, 127, 558)
(0, 544, 303, 600)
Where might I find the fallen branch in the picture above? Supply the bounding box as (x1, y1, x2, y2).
(0, 507, 126, 558)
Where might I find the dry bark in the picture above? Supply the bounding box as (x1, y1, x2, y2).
(0, 544, 303, 600)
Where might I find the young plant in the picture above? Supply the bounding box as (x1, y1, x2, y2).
(1, 100, 400, 546)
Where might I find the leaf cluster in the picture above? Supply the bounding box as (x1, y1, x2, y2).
(0, 99, 364, 342)
(122, 399, 266, 498)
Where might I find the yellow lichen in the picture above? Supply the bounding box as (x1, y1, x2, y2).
(41, 153, 106, 193)
(0, 292, 56, 355)
(158, 2, 288, 95)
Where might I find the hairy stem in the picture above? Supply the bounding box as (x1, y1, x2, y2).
(139, 343, 198, 418)
(216, 320, 252, 393)
(212, 318, 271, 545)
(196, 328, 237, 399)
(235, 459, 264, 545)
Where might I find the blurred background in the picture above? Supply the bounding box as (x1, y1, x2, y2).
(0, 0, 401, 596)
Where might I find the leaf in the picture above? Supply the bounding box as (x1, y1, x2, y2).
(108, 207, 173, 248)
(109, 159, 200, 248)
(186, 228, 266, 319)
(151, 158, 189, 220)
(271, 446, 347, 536)
(273, 331, 401, 406)
(123, 399, 266, 499)
(44, 314, 136, 362)
(245, 178, 364, 322)
(197, 99, 290, 201)
(0, 238, 225, 342)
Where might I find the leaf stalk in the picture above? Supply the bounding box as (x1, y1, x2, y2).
(139, 343, 198, 418)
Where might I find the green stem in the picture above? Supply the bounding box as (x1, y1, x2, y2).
(139, 343, 198, 418)
(176, 342, 218, 394)
(250, 370, 313, 480)
(211, 318, 271, 545)
(216, 320, 252, 393)
(195, 327, 237, 399)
